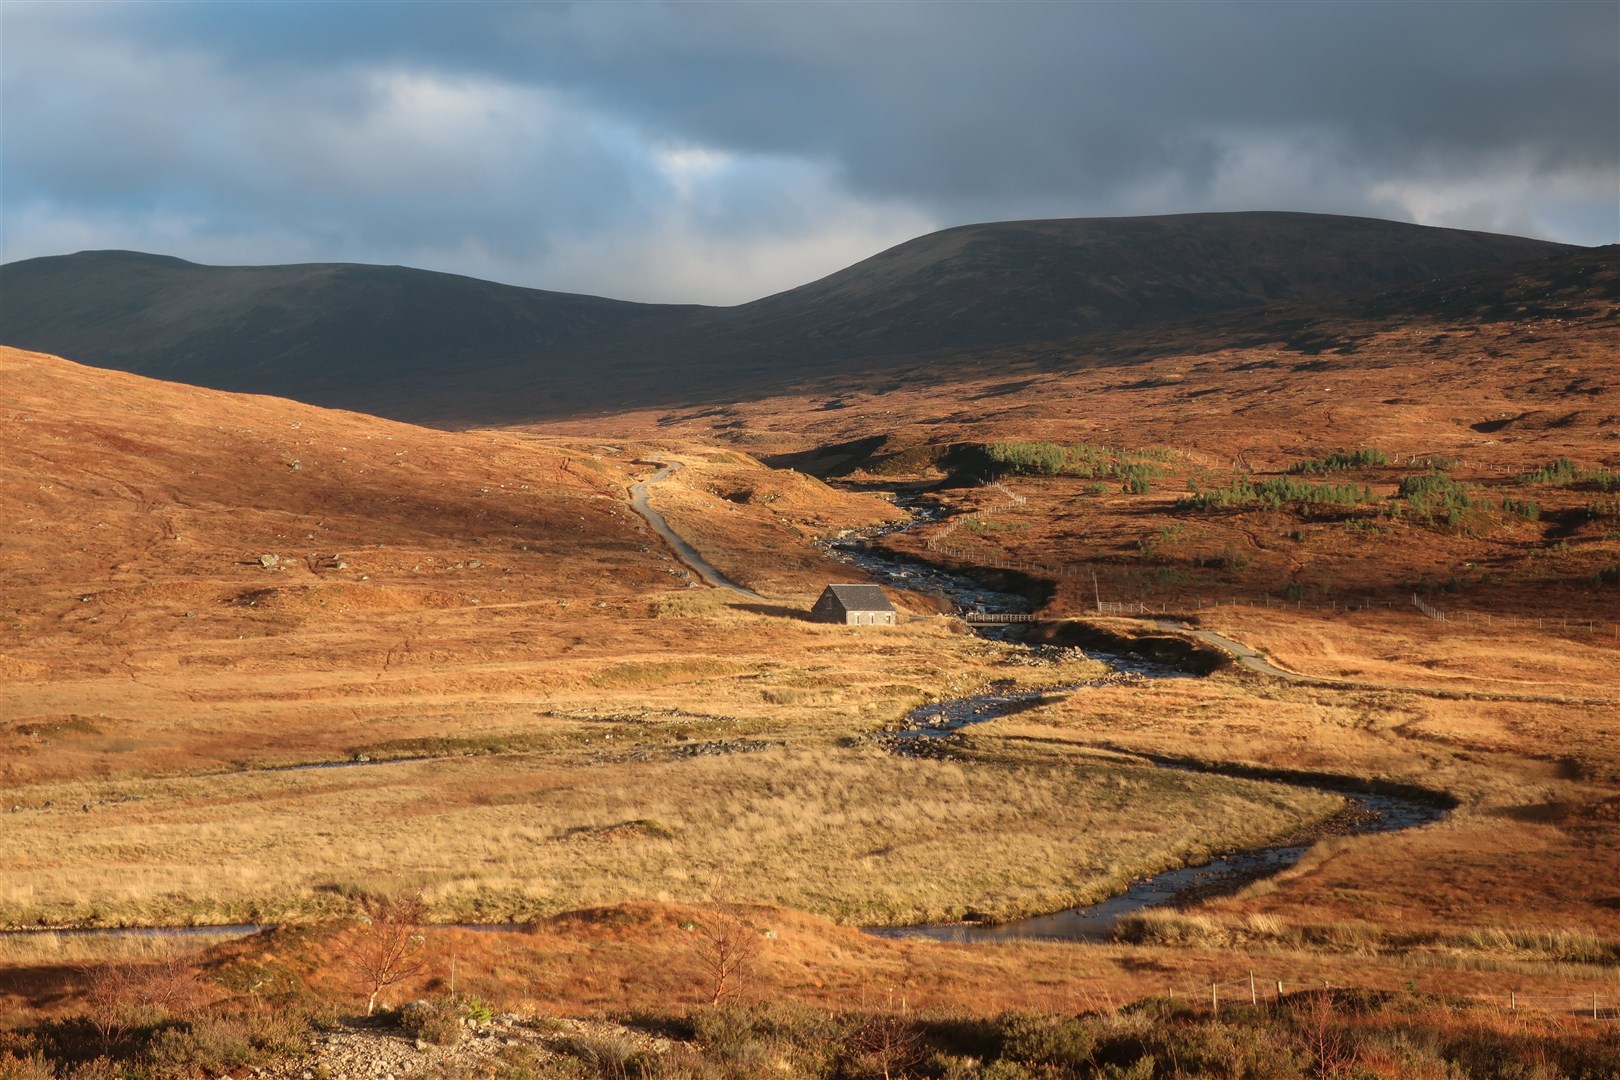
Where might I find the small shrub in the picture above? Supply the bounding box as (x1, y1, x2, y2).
(460, 995, 495, 1024)
(0, 1053, 54, 1080)
(1111, 909, 1226, 948)
(144, 1015, 263, 1076)
(846, 1011, 925, 1079)
(554, 1030, 656, 1078)
(141, 1011, 306, 1075)
(1520, 457, 1581, 485)
(1290, 448, 1388, 474)
(1194, 547, 1252, 570)
(688, 1005, 756, 1060)
(688, 1000, 844, 1074)
(1120, 995, 1196, 1022)
(61, 1059, 124, 1080)
(400, 997, 463, 1046)
(924, 1051, 987, 1080)
(960, 442, 1170, 483)
(1597, 564, 1620, 587)
(996, 1011, 1097, 1069)
(1178, 475, 1373, 513)
(979, 1060, 1038, 1080)
(1096, 1056, 1156, 1080)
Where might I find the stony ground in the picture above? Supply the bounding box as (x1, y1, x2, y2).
(255, 1013, 669, 1080)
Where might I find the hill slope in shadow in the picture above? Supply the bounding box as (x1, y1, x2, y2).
(0, 213, 1578, 424)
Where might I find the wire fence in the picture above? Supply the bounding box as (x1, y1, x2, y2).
(917, 486, 1620, 643)
(923, 484, 1026, 552)
(1157, 969, 1620, 1022)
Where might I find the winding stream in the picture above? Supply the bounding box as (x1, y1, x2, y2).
(825, 493, 1450, 943)
(2, 490, 1448, 944)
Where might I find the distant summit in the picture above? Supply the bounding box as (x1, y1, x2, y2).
(0, 213, 1579, 424)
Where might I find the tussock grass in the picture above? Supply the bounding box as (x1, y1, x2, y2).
(0, 744, 1337, 930)
(1112, 907, 1620, 969)
(587, 659, 740, 689)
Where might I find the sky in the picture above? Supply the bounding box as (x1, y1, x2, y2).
(3, 1, 1616, 305)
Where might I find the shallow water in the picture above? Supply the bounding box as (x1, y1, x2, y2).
(871, 789, 1444, 943)
(834, 491, 1448, 942)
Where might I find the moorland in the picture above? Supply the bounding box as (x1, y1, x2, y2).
(0, 213, 1617, 1078)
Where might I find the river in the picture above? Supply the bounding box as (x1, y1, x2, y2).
(1, 491, 1447, 944)
(822, 490, 1450, 943)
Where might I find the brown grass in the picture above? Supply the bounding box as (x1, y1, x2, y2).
(5, 329, 1620, 1035)
(0, 740, 1336, 929)
(199, 903, 1620, 1020)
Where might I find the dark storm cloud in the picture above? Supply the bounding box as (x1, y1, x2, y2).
(2, 1, 1615, 303)
(98, 2, 1616, 200)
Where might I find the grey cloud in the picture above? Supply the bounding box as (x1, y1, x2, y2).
(1, 1, 1614, 305)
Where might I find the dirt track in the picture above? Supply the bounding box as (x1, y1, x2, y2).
(629, 458, 766, 599)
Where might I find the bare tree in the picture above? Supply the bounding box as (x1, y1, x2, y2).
(687, 897, 762, 1007)
(81, 961, 141, 1050)
(850, 1007, 924, 1080)
(143, 950, 206, 1020)
(344, 892, 430, 1015)
(78, 950, 204, 1050)
(1294, 991, 1356, 1080)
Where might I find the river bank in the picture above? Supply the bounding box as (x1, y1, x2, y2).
(821, 486, 1452, 943)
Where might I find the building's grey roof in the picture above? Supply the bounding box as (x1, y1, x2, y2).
(821, 583, 895, 611)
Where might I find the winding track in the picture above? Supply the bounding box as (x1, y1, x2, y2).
(628, 459, 766, 600)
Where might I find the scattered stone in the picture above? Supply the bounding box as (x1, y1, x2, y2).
(466, 559, 481, 568)
(259, 554, 281, 569)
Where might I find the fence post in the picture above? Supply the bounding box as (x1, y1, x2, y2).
(1212, 983, 1218, 1016)
(1276, 980, 1284, 1000)
(1250, 971, 1257, 1006)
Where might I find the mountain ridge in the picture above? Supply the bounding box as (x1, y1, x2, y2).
(0, 211, 1582, 423)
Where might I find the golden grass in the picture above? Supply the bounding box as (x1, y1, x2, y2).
(0, 741, 1337, 930)
(0, 933, 218, 969)
(6, 344, 1620, 1028)
(973, 669, 1620, 949)
(194, 902, 1620, 1023)
(1113, 907, 1620, 971)
(1196, 606, 1620, 701)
